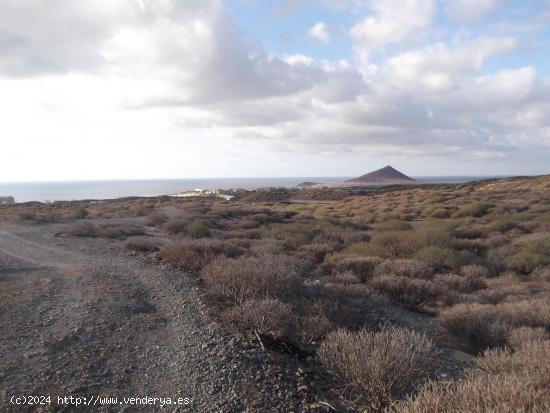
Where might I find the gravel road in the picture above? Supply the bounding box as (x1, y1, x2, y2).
(0, 223, 338, 412)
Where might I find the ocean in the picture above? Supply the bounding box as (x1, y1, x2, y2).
(0, 176, 507, 203)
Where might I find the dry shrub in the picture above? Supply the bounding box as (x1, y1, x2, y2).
(296, 243, 334, 265)
(311, 284, 390, 330)
(295, 314, 334, 345)
(394, 370, 548, 413)
(430, 208, 450, 219)
(144, 212, 168, 226)
(124, 236, 159, 252)
(57, 222, 97, 237)
(158, 239, 245, 272)
(503, 237, 550, 274)
(225, 299, 295, 339)
(96, 224, 146, 240)
(369, 275, 451, 310)
(414, 246, 466, 271)
(332, 272, 362, 284)
(375, 259, 433, 280)
(163, 219, 188, 235)
(318, 327, 437, 411)
(455, 202, 493, 217)
(221, 229, 262, 240)
(68, 207, 89, 219)
(453, 224, 490, 239)
(376, 220, 413, 231)
(460, 264, 489, 278)
(507, 326, 549, 350)
(440, 299, 550, 351)
(475, 339, 550, 375)
(360, 224, 452, 258)
(433, 273, 487, 294)
(394, 340, 550, 413)
(249, 239, 288, 255)
(332, 256, 383, 282)
(187, 219, 211, 239)
(200, 254, 304, 304)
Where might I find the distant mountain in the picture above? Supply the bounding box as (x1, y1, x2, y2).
(348, 165, 416, 184)
(297, 181, 319, 188)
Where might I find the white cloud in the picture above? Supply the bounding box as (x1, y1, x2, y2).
(351, 0, 435, 64)
(0, 0, 549, 179)
(445, 0, 503, 23)
(309, 22, 331, 42)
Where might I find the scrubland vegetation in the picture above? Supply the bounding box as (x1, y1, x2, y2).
(2, 175, 549, 411)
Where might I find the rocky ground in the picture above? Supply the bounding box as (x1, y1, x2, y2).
(0, 222, 347, 412)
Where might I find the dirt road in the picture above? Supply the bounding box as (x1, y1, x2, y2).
(0, 223, 324, 412)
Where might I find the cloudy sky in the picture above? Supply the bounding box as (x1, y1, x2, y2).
(1, 0, 549, 181)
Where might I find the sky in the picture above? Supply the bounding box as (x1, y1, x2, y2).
(0, 0, 549, 181)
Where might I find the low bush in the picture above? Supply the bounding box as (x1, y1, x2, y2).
(433, 273, 487, 294)
(369, 275, 450, 310)
(96, 224, 146, 240)
(144, 212, 169, 226)
(375, 220, 413, 231)
(375, 259, 433, 280)
(68, 207, 89, 219)
(359, 224, 452, 258)
(394, 340, 550, 412)
(159, 239, 245, 272)
(200, 254, 304, 304)
(163, 219, 188, 235)
(318, 327, 437, 411)
(187, 219, 211, 239)
(296, 243, 334, 265)
(124, 236, 159, 252)
(331, 256, 382, 282)
(57, 222, 97, 237)
(306, 284, 390, 331)
(440, 299, 550, 351)
(225, 299, 295, 340)
(414, 246, 465, 271)
(507, 326, 549, 350)
(460, 264, 489, 278)
(456, 202, 493, 217)
(430, 208, 451, 219)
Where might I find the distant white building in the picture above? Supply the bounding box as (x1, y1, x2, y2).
(0, 196, 15, 205)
